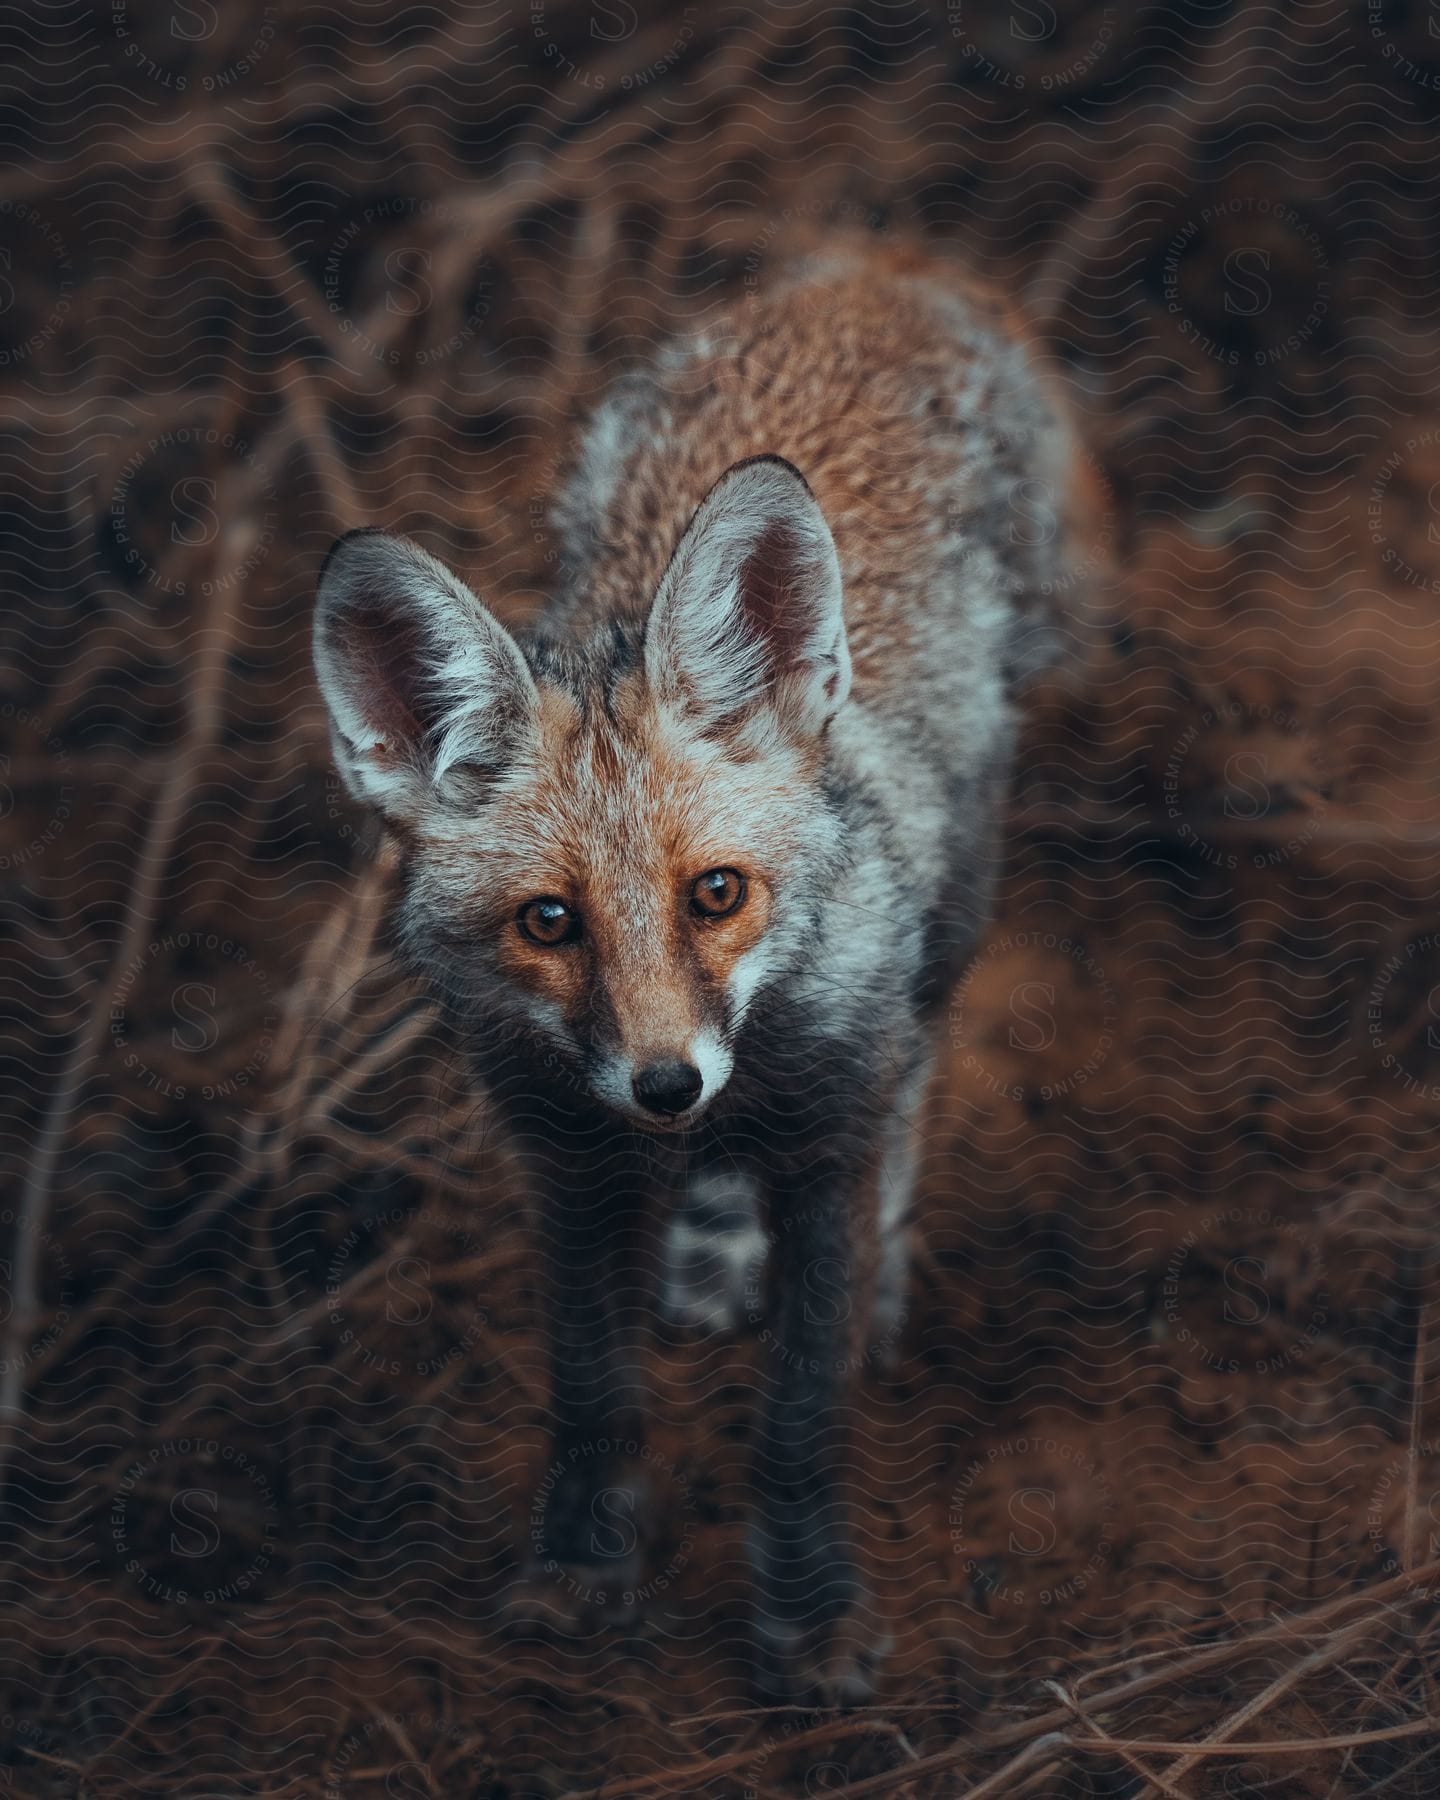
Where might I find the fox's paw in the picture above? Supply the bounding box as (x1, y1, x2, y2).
(498, 1557, 645, 1637)
(506, 1455, 652, 1635)
(752, 1594, 892, 1708)
(659, 1168, 766, 1334)
(749, 1512, 889, 1706)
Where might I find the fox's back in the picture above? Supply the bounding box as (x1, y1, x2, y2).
(547, 241, 1092, 776)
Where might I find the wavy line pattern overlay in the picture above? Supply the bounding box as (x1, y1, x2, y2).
(2, 0, 1440, 1793)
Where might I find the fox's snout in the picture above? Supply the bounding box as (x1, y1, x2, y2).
(590, 1026, 734, 1128)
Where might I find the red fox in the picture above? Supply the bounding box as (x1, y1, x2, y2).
(314, 241, 1095, 1703)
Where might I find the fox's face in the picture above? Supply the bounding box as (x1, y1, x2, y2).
(314, 458, 852, 1128)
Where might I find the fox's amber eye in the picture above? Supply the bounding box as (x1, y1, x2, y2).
(517, 898, 581, 946)
(690, 867, 746, 919)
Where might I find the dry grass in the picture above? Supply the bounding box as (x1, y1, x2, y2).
(1, 0, 1439, 1793)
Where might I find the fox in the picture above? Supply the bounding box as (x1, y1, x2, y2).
(313, 240, 1096, 1704)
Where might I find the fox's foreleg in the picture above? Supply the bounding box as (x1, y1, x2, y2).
(503, 1086, 676, 1620)
(535, 1180, 655, 1582)
(748, 1096, 893, 1705)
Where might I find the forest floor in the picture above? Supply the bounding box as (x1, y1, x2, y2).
(2, 2, 1440, 1794)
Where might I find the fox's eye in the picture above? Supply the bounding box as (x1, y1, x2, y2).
(690, 867, 746, 919)
(517, 897, 581, 946)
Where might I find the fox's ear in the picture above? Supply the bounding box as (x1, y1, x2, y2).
(313, 528, 538, 821)
(643, 456, 851, 738)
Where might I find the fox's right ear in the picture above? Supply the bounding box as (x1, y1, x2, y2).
(313, 528, 539, 822)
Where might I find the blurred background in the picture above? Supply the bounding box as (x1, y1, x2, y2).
(2, 0, 1440, 1793)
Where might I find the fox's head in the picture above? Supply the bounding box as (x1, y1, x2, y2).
(314, 457, 852, 1129)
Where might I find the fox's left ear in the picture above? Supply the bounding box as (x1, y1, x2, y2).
(643, 456, 851, 738)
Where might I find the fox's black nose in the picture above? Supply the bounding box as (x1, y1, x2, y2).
(632, 1059, 703, 1117)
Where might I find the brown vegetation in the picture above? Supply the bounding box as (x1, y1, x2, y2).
(1, 1, 1439, 1792)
